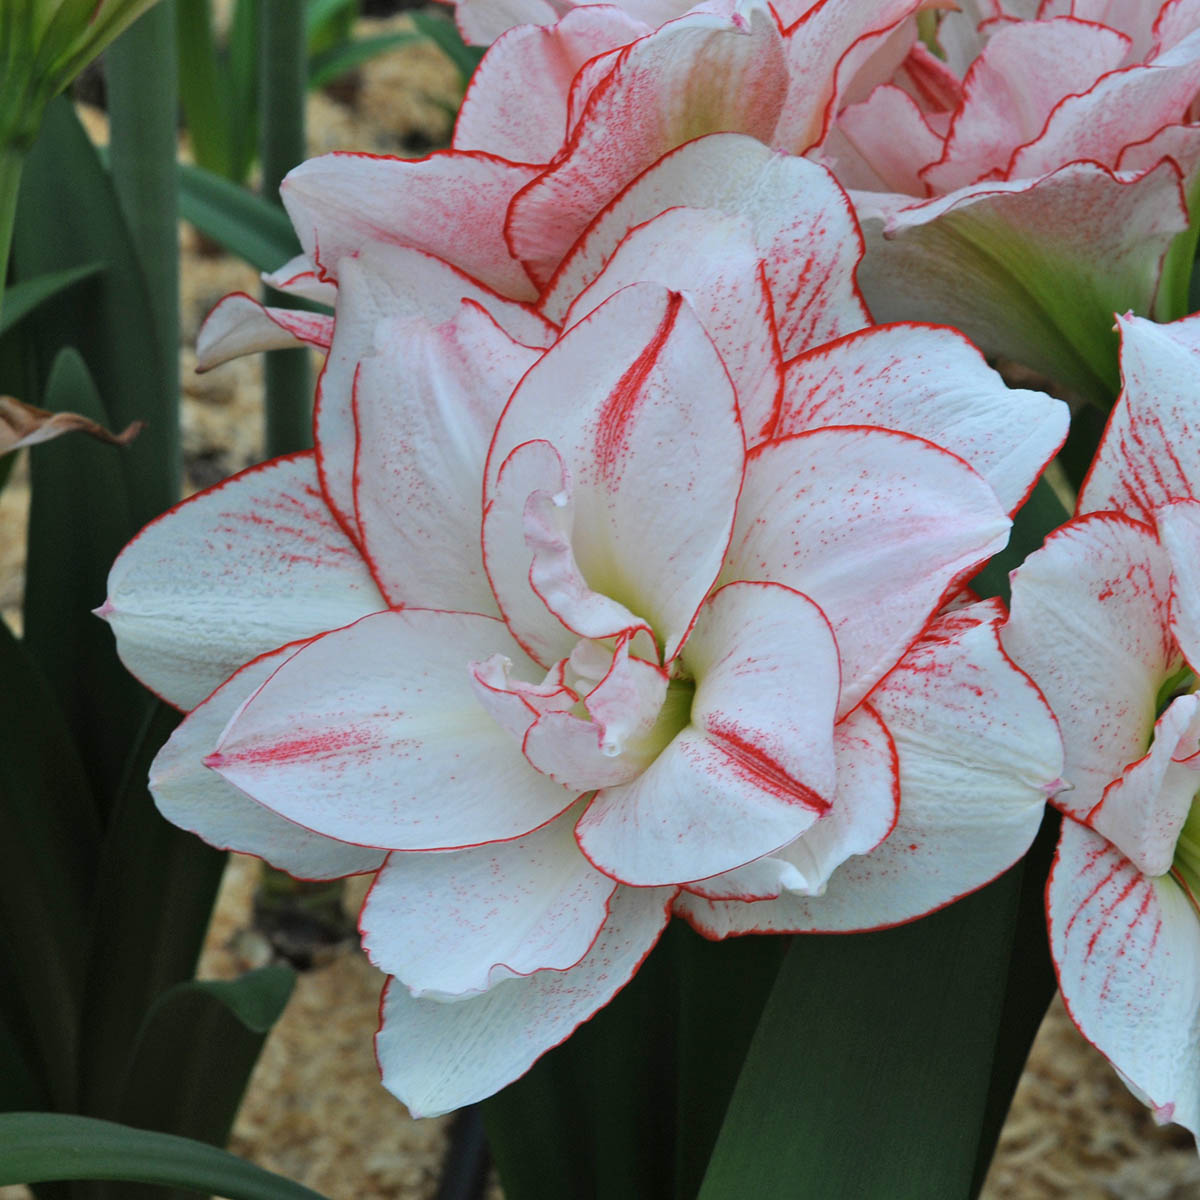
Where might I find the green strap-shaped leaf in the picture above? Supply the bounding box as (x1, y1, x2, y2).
(176, 0, 237, 180)
(108, 968, 295, 1200)
(0, 618, 98, 1111)
(78, 701, 227, 1121)
(0, 1113, 329, 1199)
(697, 868, 1023, 1200)
(13, 98, 172, 527)
(0, 264, 106, 338)
(178, 161, 300, 273)
(22, 346, 145, 816)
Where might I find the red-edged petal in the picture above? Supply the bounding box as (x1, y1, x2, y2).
(1048, 819, 1200, 1140)
(921, 18, 1130, 193)
(854, 159, 1190, 397)
(576, 581, 840, 886)
(352, 302, 539, 612)
(1079, 312, 1200, 519)
(1091, 693, 1200, 876)
(315, 246, 554, 544)
(376, 883, 674, 1116)
(820, 84, 943, 194)
(101, 453, 383, 711)
(561, 206, 784, 443)
(486, 284, 744, 665)
(1003, 512, 1176, 822)
(453, 7, 651, 161)
(682, 701, 897, 901)
(541, 133, 869, 358)
(1159, 499, 1200, 668)
(150, 641, 386, 877)
(723, 426, 1009, 714)
(505, 3, 789, 287)
(209, 609, 578, 851)
(195, 292, 332, 371)
(262, 253, 338, 305)
(282, 150, 540, 300)
(360, 802, 616, 998)
(1009, 28, 1200, 178)
(453, 0, 690, 44)
(680, 603, 1060, 935)
(778, 322, 1067, 513)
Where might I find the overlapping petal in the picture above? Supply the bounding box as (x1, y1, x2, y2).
(195, 292, 332, 372)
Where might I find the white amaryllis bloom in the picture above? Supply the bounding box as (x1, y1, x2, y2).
(1004, 311, 1200, 1141)
(104, 141, 1065, 1116)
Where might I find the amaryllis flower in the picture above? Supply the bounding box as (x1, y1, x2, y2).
(820, 2, 1200, 398)
(105, 136, 1065, 1115)
(1003, 311, 1200, 1141)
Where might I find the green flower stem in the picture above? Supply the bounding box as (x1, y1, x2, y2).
(105, 0, 181, 510)
(0, 147, 24, 325)
(260, 0, 312, 457)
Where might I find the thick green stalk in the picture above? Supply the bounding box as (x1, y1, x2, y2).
(0, 148, 23, 322)
(105, 0, 181, 511)
(260, 0, 312, 456)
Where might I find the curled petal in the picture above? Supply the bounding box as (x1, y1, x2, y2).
(576, 581, 840, 886)
(376, 884, 675, 1117)
(195, 292, 332, 372)
(262, 253, 338, 305)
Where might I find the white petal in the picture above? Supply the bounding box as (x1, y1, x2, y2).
(1003, 513, 1177, 822)
(150, 642, 385, 878)
(102, 453, 384, 711)
(778, 322, 1068, 514)
(360, 803, 616, 998)
(1159, 499, 1200, 667)
(724, 427, 1010, 714)
(210, 609, 578, 850)
(376, 884, 674, 1117)
(1049, 820, 1200, 1140)
(195, 293, 332, 371)
(353, 302, 539, 612)
(680, 604, 1060, 934)
(262, 253, 338, 305)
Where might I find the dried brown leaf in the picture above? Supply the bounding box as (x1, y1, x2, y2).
(0, 394, 144, 455)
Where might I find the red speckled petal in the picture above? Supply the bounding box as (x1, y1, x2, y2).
(724, 426, 1009, 715)
(576, 581, 840, 886)
(1049, 819, 1200, 1140)
(1091, 693, 1200, 876)
(376, 884, 674, 1117)
(360, 802, 616, 998)
(679, 603, 1059, 934)
(1080, 312, 1200, 520)
(102, 453, 383, 711)
(151, 642, 386, 878)
(505, 4, 789, 288)
(1003, 512, 1176, 822)
(195, 292, 332, 371)
(778, 321, 1067, 514)
(282, 150, 541, 300)
(453, 7, 651, 161)
(682, 700, 897, 901)
(1159, 499, 1200, 668)
(540, 133, 869, 358)
(210, 609, 579, 851)
(561, 206, 784, 444)
(486, 283, 744, 665)
(352, 302, 539, 613)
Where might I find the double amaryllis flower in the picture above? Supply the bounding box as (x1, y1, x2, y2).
(104, 72, 1069, 1119)
(1005, 312, 1200, 1141)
